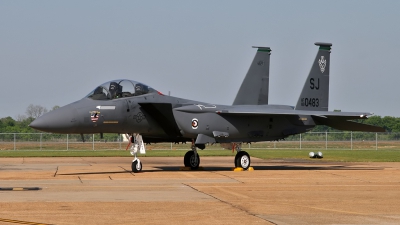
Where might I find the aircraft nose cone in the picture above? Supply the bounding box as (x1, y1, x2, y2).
(29, 105, 78, 133)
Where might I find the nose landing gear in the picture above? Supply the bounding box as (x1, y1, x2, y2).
(129, 133, 145, 172)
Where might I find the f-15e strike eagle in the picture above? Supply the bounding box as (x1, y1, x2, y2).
(30, 42, 385, 172)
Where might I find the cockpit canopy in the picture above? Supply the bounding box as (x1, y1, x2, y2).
(85, 79, 157, 100)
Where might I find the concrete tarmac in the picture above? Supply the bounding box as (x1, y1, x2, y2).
(1, 156, 400, 225)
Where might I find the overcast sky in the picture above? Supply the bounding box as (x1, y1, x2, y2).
(1, 1, 399, 119)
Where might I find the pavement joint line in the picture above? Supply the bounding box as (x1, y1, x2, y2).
(0, 187, 42, 191)
(118, 166, 135, 176)
(210, 171, 243, 183)
(279, 202, 394, 219)
(80, 157, 93, 166)
(213, 186, 250, 199)
(0, 217, 53, 225)
(182, 183, 272, 224)
(53, 166, 58, 177)
(315, 170, 372, 183)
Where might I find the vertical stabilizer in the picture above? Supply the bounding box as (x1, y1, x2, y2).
(295, 42, 332, 111)
(233, 46, 271, 105)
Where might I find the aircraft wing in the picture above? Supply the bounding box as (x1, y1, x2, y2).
(217, 108, 371, 119)
(176, 105, 371, 118)
(175, 105, 385, 132)
(220, 109, 385, 132)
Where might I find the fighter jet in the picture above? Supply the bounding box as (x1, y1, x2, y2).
(30, 42, 385, 172)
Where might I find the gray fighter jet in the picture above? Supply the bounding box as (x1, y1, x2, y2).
(30, 42, 385, 172)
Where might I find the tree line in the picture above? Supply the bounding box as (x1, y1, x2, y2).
(0, 104, 52, 133)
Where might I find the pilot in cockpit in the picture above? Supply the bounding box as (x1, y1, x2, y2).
(109, 82, 122, 99)
(87, 80, 154, 100)
(134, 83, 149, 96)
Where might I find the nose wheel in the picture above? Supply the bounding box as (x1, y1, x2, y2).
(132, 159, 142, 172)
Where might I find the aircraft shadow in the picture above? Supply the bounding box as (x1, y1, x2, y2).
(55, 165, 383, 175)
(148, 165, 384, 172)
(253, 165, 384, 171)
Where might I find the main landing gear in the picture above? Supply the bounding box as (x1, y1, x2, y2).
(233, 143, 251, 170)
(182, 142, 252, 170)
(183, 143, 200, 169)
(129, 133, 145, 172)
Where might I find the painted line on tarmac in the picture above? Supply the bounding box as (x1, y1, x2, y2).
(0, 187, 42, 191)
(0, 218, 52, 225)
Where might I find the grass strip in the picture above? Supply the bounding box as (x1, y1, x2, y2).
(0, 149, 400, 162)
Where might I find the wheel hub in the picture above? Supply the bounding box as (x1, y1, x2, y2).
(240, 155, 249, 168)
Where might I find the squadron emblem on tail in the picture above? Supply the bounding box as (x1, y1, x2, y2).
(318, 56, 327, 73)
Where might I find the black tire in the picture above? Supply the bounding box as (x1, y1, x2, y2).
(184, 151, 200, 169)
(132, 160, 142, 172)
(234, 153, 239, 167)
(235, 151, 251, 170)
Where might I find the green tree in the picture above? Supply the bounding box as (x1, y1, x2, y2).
(26, 104, 48, 119)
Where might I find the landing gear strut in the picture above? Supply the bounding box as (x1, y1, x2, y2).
(183, 142, 200, 169)
(130, 133, 145, 172)
(233, 143, 251, 170)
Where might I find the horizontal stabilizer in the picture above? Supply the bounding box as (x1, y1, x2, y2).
(312, 116, 386, 132)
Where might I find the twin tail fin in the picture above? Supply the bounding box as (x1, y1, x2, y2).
(295, 42, 332, 111)
(233, 46, 271, 105)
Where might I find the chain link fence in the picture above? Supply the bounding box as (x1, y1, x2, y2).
(0, 133, 123, 151)
(1, 132, 400, 151)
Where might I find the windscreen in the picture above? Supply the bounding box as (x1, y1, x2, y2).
(85, 79, 156, 100)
